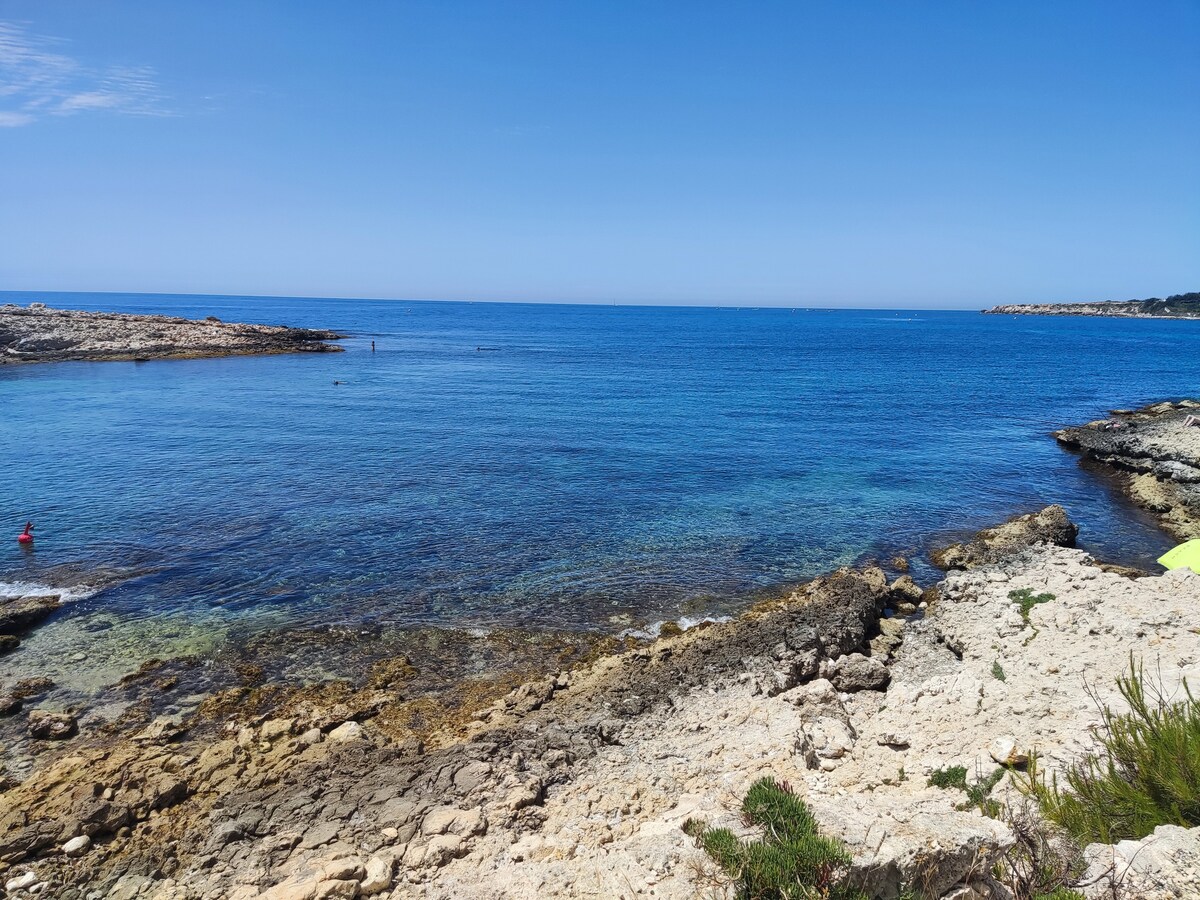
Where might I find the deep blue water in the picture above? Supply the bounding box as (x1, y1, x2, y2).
(2, 292, 1196, 635)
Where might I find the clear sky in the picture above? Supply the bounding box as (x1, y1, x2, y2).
(1, 1, 1197, 307)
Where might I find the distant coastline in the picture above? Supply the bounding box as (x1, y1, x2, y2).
(983, 291, 1200, 319)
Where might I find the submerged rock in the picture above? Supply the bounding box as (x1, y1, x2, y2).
(0, 594, 61, 635)
(27, 711, 77, 740)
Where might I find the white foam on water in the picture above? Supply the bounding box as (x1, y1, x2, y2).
(619, 614, 732, 641)
(0, 580, 100, 604)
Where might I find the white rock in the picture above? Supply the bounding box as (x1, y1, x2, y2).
(326, 721, 364, 743)
(6, 872, 37, 892)
(988, 735, 1028, 767)
(62, 834, 91, 856)
(360, 855, 393, 894)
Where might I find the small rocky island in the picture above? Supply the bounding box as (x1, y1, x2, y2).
(984, 291, 1200, 319)
(0, 303, 344, 364)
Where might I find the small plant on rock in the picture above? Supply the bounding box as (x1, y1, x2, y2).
(685, 777, 868, 899)
(928, 764, 1006, 817)
(992, 660, 1007, 682)
(927, 765, 968, 791)
(1008, 588, 1055, 627)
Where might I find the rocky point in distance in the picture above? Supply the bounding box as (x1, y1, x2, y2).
(983, 290, 1200, 318)
(0, 303, 343, 364)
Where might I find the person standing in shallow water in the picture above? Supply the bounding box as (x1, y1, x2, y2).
(371, 340, 375, 352)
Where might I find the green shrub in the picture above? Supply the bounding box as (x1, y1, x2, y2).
(1023, 656, 1200, 843)
(992, 660, 1007, 682)
(686, 777, 868, 899)
(927, 765, 968, 791)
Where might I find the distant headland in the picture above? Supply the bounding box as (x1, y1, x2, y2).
(983, 291, 1200, 319)
(0, 303, 344, 364)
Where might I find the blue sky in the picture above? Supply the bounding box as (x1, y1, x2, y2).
(1, 2, 1197, 307)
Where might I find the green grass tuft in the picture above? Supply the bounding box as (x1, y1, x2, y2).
(928, 765, 1005, 817)
(1023, 656, 1200, 844)
(927, 765, 968, 791)
(992, 660, 1007, 682)
(1008, 588, 1055, 626)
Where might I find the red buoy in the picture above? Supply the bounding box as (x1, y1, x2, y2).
(17, 522, 33, 544)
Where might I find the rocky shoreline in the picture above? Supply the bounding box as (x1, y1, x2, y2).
(0, 304, 343, 364)
(983, 293, 1200, 319)
(1054, 399, 1200, 541)
(0, 405, 1198, 898)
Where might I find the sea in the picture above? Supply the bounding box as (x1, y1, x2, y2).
(2, 293, 1197, 658)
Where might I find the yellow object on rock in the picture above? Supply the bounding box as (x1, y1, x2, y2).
(1158, 539, 1200, 572)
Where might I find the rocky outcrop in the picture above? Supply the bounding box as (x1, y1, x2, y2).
(1055, 399, 1200, 539)
(931, 505, 1078, 570)
(983, 292, 1200, 318)
(0, 304, 343, 364)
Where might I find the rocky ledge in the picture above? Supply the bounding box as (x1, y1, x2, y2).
(1, 505, 1195, 898)
(1055, 399, 1200, 540)
(0, 304, 343, 364)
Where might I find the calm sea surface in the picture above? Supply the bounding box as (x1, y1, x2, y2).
(2, 293, 1197, 638)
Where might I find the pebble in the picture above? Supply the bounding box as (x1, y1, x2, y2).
(6, 872, 37, 892)
(63, 834, 92, 856)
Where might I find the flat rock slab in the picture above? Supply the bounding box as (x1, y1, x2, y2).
(0, 304, 343, 364)
(0, 594, 61, 634)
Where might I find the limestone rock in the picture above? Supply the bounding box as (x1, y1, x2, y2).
(62, 834, 91, 856)
(359, 854, 392, 895)
(0, 305, 344, 364)
(0, 593, 61, 634)
(421, 806, 485, 838)
(988, 735, 1027, 767)
(1081, 824, 1200, 899)
(5, 872, 36, 892)
(828, 653, 891, 692)
(326, 721, 364, 743)
(932, 505, 1078, 570)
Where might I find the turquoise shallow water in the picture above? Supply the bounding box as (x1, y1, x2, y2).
(1, 292, 1196, 636)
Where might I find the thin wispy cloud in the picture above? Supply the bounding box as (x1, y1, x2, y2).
(0, 21, 170, 126)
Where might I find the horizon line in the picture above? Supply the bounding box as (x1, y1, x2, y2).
(0, 287, 1037, 313)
